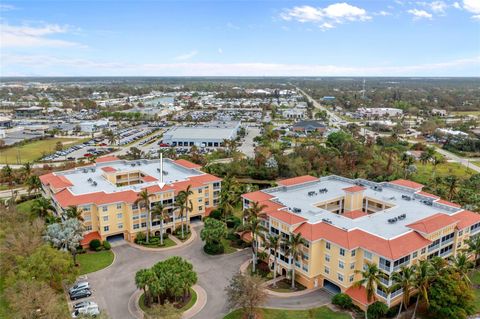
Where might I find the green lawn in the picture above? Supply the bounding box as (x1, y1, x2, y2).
(77, 250, 114, 275)
(138, 237, 177, 248)
(268, 278, 306, 293)
(413, 162, 474, 185)
(222, 238, 238, 254)
(470, 269, 480, 313)
(224, 306, 350, 319)
(0, 138, 84, 164)
(16, 199, 35, 211)
(0, 276, 9, 319)
(139, 288, 197, 313)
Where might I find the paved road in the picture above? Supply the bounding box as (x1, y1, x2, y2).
(265, 289, 333, 310)
(296, 87, 343, 126)
(238, 125, 260, 158)
(87, 225, 250, 319)
(433, 147, 480, 173)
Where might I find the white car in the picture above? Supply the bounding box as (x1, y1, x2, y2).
(71, 305, 100, 318)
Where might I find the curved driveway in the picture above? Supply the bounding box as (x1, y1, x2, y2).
(87, 225, 250, 319)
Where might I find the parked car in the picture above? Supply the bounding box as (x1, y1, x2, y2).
(69, 289, 92, 300)
(73, 300, 97, 310)
(71, 305, 99, 318)
(69, 281, 90, 294)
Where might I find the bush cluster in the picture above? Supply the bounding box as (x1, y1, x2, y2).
(332, 293, 353, 309)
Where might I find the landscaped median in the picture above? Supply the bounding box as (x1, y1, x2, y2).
(223, 306, 351, 319)
(129, 227, 197, 251)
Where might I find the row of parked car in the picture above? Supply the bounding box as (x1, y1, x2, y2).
(42, 142, 88, 161)
(116, 127, 156, 146)
(69, 281, 100, 318)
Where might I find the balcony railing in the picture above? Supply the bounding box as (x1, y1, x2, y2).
(379, 264, 391, 272)
(428, 244, 440, 252)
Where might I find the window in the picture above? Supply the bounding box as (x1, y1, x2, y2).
(325, 254, 330, 262)
(302, 264, 308, 272)
(324, 266, 330, 274)
(82, 205, 91, 212)
(132, 203, 138, 210)
(103, 226, 109, 232)
(421, 247, 426, 254)
(205, 200, 210, 206)
(339, 261, 344, 269)
(198, 188, 202, 193)
(457, 242, 462, 248)
(117, 213, 123, 219)
(458, 230, 463, 236)
(351, 249, 356, 257)
(199, 206, 203, 211)
(326, 242, 331, 250)
(393, 255, 410, 269)
(84, 215, 92, 222)
(118, 223, 123, 229)
(133, 224, 139, 229)
(340, 248, 345, 256)
(116, 203, 122, 209)
(198, 198, 203, 202)
(364, 251, 372, 260)
(304, 241, 310, 248)
(349, 275, 354, 283)
(141, 222, 147, 228)
(102, 206, 108, 212)
(350, 262, 355, 270)
(140, 213, 147, 218)
(85, 225, 92, 231)
(413, 252, 418, 258)
(337, 273, 344, 282)
(133, 214, 139, 220)
(103, 216, 109, 222)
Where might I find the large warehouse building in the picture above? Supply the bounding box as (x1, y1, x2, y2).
(162, 121, 241, 148)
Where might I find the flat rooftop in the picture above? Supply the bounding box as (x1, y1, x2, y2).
(261, 176, 462, 239)
(164, 121, 240, 140)
(58, 158, 203, 195)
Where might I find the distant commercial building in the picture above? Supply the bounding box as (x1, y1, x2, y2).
(357, 107, 403, 118)
(15, 106, 44, 118)
(79, 119, 109, 133)
(242, 175, 480, 311)
(292, 120, 327, 134)
(23, 125, 49, 136)
(321, 96, 336, 101)
(0, 116, 12, 128)
(282, 108, 307, 120)
(40, 156, 222, 245)
(431, 109, 447, 117)
(162, 121, 241, 148)
(436, 128, 469, 138)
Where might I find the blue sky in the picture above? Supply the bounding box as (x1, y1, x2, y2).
(1, 0, 479, 76)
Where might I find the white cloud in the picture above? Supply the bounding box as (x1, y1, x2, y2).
(280, 2, 371, 29)
(0, 22, 84, 48)
(463, 0, 480, 19)
(173, 50, 198, 61)
(374, 11, 392, 16)
(218, 48, 223, 54)
(0, 4, 15, 11)
(453, 2, 461, 9)
(417, 1, 447, 14)
(2, 54, 478, 77)
(407, 9, 433, 19)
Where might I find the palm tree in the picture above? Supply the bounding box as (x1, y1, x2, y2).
(22, 162, 32, 180)
(444, 175, 459, 201)
(466, 235, 480, 267)
(135, 189, 154, 244)
(450, 252, 474, 283)
(411, 260, 435, 319)
(244, 201, 267, 220)
(135, 269, 153, 307)
(31, 197, 55, 218)
(64, 205, 84, 222)
(354, 262, 387, 319)
(265, 234, 282, 285)
(391, 265, 415, 318)
(177, 185, 193, 238)
(431, 154, 445, 179)
(243, 214, 267, 273)
(25, 175, 42, 196)
(285, 233, 304, 290)
(151, 203, 169, 246)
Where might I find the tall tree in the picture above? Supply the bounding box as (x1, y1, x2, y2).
(25, 174, 42, 196)
(466, 235, 480, 267)
(354, 262, 387, 319)
(411, 260, 435, 319)
(285, 233, 304, 290)
(151, 203, 169, 246)
(450, 252, 474, 283)
(31, 197, 55, 219)
(243, 213, 266, 273)
(64, 205, 85, 222)
(225, 272, 267, 319)
(391, 265, 415, 318)
(444, 175, 459, 201)
(44, 218, 84, 265)
(265, 234, 282, 285)
(177, 185, 193, 239)
(135, 189, 154, 243)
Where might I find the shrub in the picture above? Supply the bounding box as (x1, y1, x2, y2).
(103, 241, 111, 250)
(174, 225, 190, 236)
(204, 242, 224, 255)
(134, 232, 146, 244)
(385, 305, 400, 318)
(209, 209, 222, 220)
(95, 246, 103, 251)
(89, 239, 101, 251)
(332, 293, 353, 309)
(226, 216, 241, 229)
(367, 301, 388, 319)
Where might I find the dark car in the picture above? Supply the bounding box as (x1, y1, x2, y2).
(69, 289, 92, 300)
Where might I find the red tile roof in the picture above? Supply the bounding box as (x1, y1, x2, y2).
(453, 210, 480, 229)
(142, 175, 158, 182)
(95, 155, 120, 163)
(436, 199, 461, 208)
(294, 222, 431, 260)
(269, 210, 307, 225)
(39, 173, 73, 190)
(173, 159, 202, 169)
(204, 207, 215, 217)
(242, 191, 274, 203)
(406, 213, 458, 234)
(101, 166, 117, 173)
(277, 175, 318, 186)
(389, 179, 424, 190)
(144, 173, 221, 195)
(345, 286, 373, 306)
(417, 191, 440, 199)
(54, 188, 139, 207)
(80, 231, 101, 247)
(343, 185, 366, 193)
(343, 210, 368, 219)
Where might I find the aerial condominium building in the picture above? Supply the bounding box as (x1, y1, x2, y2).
(241, 175, 480, 310)
(40, 156, 221, 245)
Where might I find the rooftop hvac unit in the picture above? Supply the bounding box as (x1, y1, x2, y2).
(401, 195, 411, 201)
(388, 218, 398, 224)
(92, 181, 98, 186)
(321, 218, 332, 224)
(87, 178, 93, 183)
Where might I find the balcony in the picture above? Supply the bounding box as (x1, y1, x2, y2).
(379, 264, 391, 272)
(428, 244, 440, 253)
